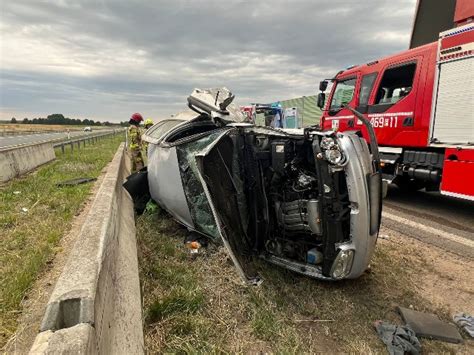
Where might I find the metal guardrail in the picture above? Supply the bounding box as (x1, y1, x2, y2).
(53, 130, 124, 154)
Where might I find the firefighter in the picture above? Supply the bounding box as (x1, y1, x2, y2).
(144, 118, 154, 129)
(142, 118, 154, 153)
(128, 113, 144, 172)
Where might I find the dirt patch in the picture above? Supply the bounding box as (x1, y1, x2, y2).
(3, 165, 109, 353)
(380, 226, 474, 315)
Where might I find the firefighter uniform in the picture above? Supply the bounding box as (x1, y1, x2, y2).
(143, 118, 154, 153)
(128, 122, 144, 172)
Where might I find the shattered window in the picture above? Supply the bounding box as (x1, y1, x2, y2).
(176, 130, 226, 240)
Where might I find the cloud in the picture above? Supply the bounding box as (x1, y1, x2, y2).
(0, 0, 416, 122)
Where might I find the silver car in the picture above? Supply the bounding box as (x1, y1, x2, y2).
(141, 88, 382, 284)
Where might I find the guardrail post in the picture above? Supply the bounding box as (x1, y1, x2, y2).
(61, 144, 65, 154)
(70, 142, 74, 152)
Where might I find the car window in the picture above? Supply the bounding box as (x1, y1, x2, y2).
(374, 62, 416, 106)
(359, 73, 378, 106)
(165, 122, 220, 144)
(329, 77, 356, 111)
(146, 120, 182, 140)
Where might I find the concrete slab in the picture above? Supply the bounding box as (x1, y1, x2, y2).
(397, 307, 463, 343)
(0, 141, 55, 182)
(30, 144, 144, 354)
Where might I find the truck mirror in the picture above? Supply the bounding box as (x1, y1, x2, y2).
(317, 93, 326, 109)
(319, 80, 328, 92)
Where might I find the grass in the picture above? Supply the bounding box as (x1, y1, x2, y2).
(137, 209, 461, 353)
(0, 134, 124, 346)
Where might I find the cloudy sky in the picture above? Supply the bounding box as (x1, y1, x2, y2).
(0, 0, 416, 122)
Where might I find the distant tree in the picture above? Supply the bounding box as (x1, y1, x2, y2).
(23, 118, 29, 124)
(10, 117, 17, 123)
(46, 114, 66, 124)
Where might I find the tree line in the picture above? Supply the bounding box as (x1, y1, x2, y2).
(10, 114, 121, 126)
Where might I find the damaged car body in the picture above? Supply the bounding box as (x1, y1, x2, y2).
(137, 87, 382, 283)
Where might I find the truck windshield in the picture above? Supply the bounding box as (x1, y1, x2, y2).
(329, 78, 356, 112)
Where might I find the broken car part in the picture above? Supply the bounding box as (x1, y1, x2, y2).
(137, 87, 382, 283)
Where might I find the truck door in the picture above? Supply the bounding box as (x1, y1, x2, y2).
(365, 58, 425, 147)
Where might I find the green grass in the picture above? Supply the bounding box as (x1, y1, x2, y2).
(137, 209, 463, 353)
(0, 134, 124, 346)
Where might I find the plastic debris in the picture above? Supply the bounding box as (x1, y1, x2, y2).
(13, 191, 21, 195)
(21, 207, 28, 213)
(374, 320, 421, 355)
(185, 240, 202, 254)
(397, 306, 463, 343)
(454, 313, 474, 338)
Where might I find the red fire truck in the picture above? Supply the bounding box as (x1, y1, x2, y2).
(318, 0, 474, 201)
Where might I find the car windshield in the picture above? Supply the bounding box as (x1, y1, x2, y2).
(329, 78, 356, 111)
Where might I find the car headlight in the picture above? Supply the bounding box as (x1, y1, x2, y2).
(320, 137, 335, 150)
(330, 249, 354, 279)
(320, 137, 346, 165)
(325, 148, 343, 165)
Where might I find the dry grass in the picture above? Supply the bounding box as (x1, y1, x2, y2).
(0, 135, 124, 348)
(137, 210, 469, 353)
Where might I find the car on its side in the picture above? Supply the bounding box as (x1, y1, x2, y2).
(140, 87, 382, 284)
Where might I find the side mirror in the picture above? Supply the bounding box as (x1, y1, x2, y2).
(317, 92, 326, 109)
(319, 80, 328, 92)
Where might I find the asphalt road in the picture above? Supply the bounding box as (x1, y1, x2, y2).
(0, 131, 103, 149)
(382, 185, 474, 259)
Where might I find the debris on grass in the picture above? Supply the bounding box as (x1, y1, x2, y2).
(397, 307, 463, 344)
(374, 320, 421, 355)
(453, 313, 474, 338)
(56, 177, 97, 187)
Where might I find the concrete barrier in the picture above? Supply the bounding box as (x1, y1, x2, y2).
(0, 142, 56, 183)
(30, 143, 144, 354)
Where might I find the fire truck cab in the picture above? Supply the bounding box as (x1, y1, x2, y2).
(320, 21, 474, 201)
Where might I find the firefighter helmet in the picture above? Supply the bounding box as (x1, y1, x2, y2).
(130, 113, 144, 122)
(144, 118, 154, 127)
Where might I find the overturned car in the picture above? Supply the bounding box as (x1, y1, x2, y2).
(138, 88, 382, 283)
